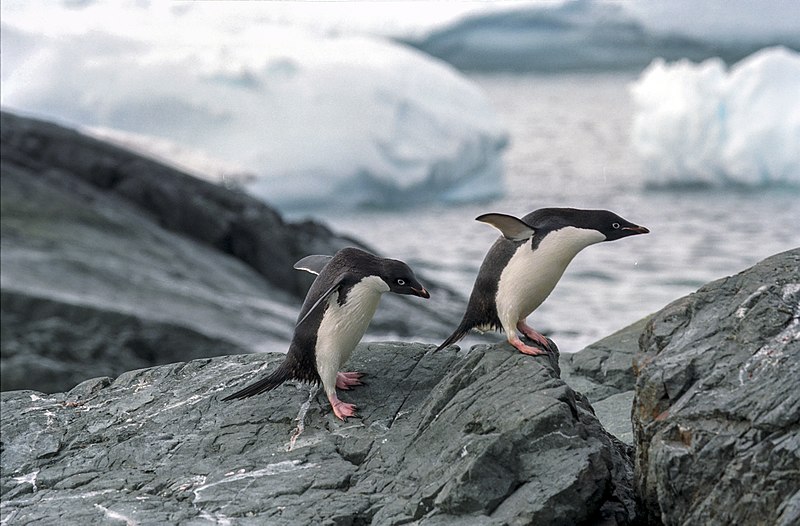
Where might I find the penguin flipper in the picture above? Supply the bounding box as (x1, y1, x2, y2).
(476, 213, 535, 241)
(222, 361, 294, 400)
(293, 255, 333, 275)
(295, 273, 352, 328)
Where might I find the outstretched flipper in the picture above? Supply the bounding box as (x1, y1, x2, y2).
(476, 213, 535, 241)
(293, 254, 333, 275)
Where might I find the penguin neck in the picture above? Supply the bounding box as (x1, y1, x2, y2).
(536, 226, 606, 267)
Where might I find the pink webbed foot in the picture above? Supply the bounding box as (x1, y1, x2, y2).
(328, 392, 358, 421)
(516, 321, 554, 352)
(336, 371, 365, 390)
(508, 335, 548, 356)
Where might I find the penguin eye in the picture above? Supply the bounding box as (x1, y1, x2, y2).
(612, 222, 621, 229)
(395, 278, 406, 286)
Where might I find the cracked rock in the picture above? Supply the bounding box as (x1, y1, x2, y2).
(633, 249, 800, 526)
(1, 342, 636, 525)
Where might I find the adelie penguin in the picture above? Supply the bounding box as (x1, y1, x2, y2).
(437, 208, 648, 355)
(223, 247, 430, 421)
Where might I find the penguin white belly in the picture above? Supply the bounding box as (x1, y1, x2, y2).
(315, 276, 388, 393)
(495, 227, 606, 330)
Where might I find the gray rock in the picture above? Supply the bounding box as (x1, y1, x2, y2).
(1, 148, 297, 392)
(0, 111, 351, 299)
(1, 341, 636, 525)
(560, 317, 649, 444)
(561, 317, 648, 402)
(1, 111, 464, 392)
(633, 249, 800, 526)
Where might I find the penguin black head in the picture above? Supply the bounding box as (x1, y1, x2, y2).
(381, 259, 430, 298)
(517, 208, 649, 242)
(579, 209, 649, 242)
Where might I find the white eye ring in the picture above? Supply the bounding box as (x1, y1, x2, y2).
(612, 222, 621, 229)
(396, 279, 406, 285)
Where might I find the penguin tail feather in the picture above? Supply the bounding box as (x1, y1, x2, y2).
(435, 322, 472, 352)
(222, 362, 293, 401)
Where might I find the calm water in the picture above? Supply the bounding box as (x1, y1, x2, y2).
(310, 73, 800, 352)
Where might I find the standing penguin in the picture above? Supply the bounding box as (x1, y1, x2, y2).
(436, 208, 648, 355)
(223, 247, 430, 421)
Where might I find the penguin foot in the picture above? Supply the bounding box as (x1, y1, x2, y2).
(509, 335, 548, 356)
(329, 394, 358, 421)
(336, 372, 365, 390)
(516, 321, 554, 352)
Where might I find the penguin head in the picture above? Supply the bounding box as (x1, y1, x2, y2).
(588, 210, 650, 242)
(381, 259, 430, 298)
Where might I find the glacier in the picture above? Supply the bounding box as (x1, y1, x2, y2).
(630, 47, 800, 187)
(0, 5, 507, 211)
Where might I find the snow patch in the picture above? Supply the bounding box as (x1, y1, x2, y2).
(735, 285, 770, 319)
(12, 470, 39, 492)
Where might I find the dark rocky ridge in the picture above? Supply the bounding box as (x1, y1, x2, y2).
(1, 111, 349, 299)
(0, 111, 464, 393)
(0, 342, 636, 525)
(632, 248, 800, 526)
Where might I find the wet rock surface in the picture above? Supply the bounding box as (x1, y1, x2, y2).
(1, 342, 636, 525)
(633, 248, 800, 526)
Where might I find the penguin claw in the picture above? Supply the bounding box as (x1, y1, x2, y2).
(336, 372, 365, 390)
(509, 335, 549, 356)
(515, 342, 549, 356)
(331, 400, 357, 421)
(516, 322, 555, 352)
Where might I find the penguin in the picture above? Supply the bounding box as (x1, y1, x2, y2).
(436, 208, 648, 355)
(223, 247, 430, 421)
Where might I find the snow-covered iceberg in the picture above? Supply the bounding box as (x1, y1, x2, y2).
(630, 47, 800, 187)
(0, 7, 507, 211)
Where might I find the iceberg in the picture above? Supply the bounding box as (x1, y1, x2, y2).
(406, 0, 800, 72)
(630, 47, 800, 187)
(0, 6, 507, 211)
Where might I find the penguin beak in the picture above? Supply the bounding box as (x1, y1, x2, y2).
(622, 225, 649, 235)
(411, 287, 430, 299)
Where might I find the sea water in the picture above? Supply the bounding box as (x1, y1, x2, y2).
(308, 73, 800, 352)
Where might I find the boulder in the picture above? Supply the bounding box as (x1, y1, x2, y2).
(1, 341, 636, 525)
(633, 249, 800, 525)
(0, 111, 463, 392)
(0, 111, 352, 299)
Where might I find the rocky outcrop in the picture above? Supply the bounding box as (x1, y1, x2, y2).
(633, 248, 800, 526)
(0, 111, 463, 392)
(0, 111, 352, 299)
(1, 341, 636, 525)
(561, 316, 649, 444)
